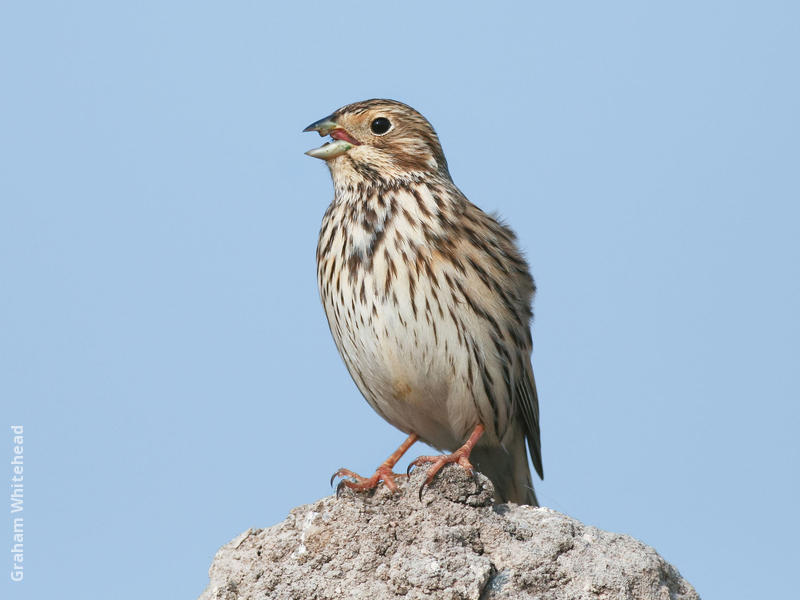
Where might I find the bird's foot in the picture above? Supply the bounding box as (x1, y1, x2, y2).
(330, 465, 406, 496)
(330, 433, 419, 498)
(407, 424, 485, 500)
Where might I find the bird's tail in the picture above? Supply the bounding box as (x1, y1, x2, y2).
(471, 430, 538, 506)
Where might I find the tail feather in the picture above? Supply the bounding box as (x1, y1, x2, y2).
(471, 434, 538, 506)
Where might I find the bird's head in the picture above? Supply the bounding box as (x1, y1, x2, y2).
(304, 99, 450, 185)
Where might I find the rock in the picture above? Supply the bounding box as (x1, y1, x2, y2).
(198, 465, 699, 600)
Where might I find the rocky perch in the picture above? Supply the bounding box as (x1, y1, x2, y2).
(199, 466, 699, 600)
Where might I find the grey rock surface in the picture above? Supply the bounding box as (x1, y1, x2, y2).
(199, 466, 698, 600)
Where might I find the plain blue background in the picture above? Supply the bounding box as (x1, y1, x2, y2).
(2, 2, 798, 598)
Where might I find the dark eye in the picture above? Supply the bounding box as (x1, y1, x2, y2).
(370, 117, 391, 135)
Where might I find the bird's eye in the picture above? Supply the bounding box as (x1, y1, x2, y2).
(370, 117, 391, 135)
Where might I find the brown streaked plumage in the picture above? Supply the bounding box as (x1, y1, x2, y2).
(305, 99, 543, 505)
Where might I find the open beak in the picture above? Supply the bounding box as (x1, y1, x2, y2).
(303, 115, 361, 160)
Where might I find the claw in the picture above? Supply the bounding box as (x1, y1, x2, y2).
(330, 467, 357, 487)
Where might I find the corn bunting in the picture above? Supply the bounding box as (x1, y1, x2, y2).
(304, 99, 543, 505)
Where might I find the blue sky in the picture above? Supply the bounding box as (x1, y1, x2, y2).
(2, 2, 798, 598)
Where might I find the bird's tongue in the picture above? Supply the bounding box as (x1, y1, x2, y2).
(330, 129, 361, 146)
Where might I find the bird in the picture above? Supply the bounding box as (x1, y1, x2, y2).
(304, 99, 543, 505)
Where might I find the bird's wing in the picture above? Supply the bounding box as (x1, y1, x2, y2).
(516, 360, 543, 479)
(481, 207, 543, 480)
(456, 197, 543, 480)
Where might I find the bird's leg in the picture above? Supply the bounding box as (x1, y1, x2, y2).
(331, 433, 419, 495)
(408, 424, 485, 499)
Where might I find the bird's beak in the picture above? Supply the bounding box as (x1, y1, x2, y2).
(303, 116, 339, 136)
(303, 115, 361, 160)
